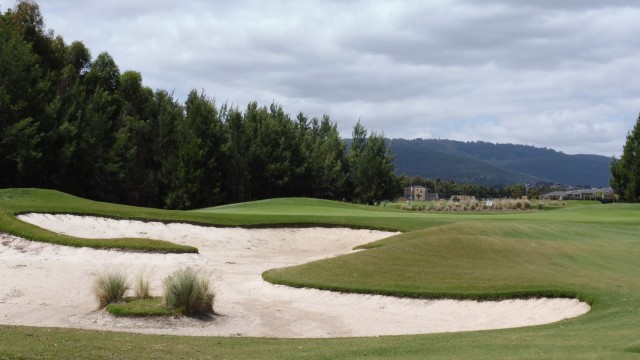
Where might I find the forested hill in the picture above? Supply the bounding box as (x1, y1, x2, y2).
(387, 139, 612, 187)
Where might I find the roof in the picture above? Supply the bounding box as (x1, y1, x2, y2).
(540, 187, 614, 198)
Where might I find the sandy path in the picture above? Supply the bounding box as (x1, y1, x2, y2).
(0, 213, 590, 338)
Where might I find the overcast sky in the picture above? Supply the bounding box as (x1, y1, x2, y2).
(28, 0, 640, 156)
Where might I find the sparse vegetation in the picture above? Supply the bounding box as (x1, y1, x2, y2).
(134, 270, 152, 299)
(93, 269, 130, 309)
(400, 198, 561, 212)
(163, 267, 214, 315)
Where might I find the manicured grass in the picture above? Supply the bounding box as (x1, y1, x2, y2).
(0, 189, 198, 253)
(106, 297, 174, 317)
(2, 188, 640, 358)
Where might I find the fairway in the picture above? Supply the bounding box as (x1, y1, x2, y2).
(1, 188, 640, 358)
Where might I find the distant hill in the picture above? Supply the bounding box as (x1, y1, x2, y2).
(385, 139, 612, 187)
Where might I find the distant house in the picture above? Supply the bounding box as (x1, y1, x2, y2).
(404, 186, 427, 201)
(540, 188, 615, 201)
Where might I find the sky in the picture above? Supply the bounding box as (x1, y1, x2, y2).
(25, 0, 640, 156)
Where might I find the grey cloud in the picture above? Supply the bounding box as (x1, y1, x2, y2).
(34, 0, 640, 156)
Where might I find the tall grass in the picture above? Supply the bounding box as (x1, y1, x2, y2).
(93, 269, 130, 309)
(404, 199, 539, 212)
(134, 270, 151, 299)
(163, 267, 214, 315)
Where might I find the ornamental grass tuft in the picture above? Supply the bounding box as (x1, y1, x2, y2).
(134, 270, 151, 299)
(163, 267, 214, 315)
(93, 269, 130, 309)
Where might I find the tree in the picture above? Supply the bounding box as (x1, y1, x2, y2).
(348, 121, 399, 204)
(86, 52, 120, 93)
(348, 120, 368, 202)
(307, 115, 348, 199)
(222, 104, 251, 204)
(166, 90, 228, 209)
(610, 114, 640, 202)
(357, 132, 399, 204)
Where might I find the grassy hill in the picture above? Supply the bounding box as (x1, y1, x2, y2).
(2, 189, 640, 358)
(387, 138, 612, 186)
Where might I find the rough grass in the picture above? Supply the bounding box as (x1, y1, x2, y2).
(93, 269, 130, 309)
(134, 271, 151, 299)
(163, 267, 214, 315)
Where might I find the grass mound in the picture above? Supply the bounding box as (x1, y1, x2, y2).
(263, 221, 598, 300)
(93, 269, 130, 308)
(106, 297, 173, 317)
(163, 267, 214, 315)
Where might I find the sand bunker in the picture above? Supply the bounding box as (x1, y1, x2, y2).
(0, 213, 590, 338)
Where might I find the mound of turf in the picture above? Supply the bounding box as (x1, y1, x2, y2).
(264, 222, 598, 300)
(106, 297, 174, 317)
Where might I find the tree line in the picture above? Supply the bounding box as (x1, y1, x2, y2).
(0, 1, 398, 209)
(398, 176, 559, 200)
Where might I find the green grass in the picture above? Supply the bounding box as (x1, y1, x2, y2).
(0, 189, 198, 253)
(106, 297, 174, 317)
(2, 188, 640, 358)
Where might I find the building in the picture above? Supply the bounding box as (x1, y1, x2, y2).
(540, 188, 615, 201)
(404, 186, 427, 201)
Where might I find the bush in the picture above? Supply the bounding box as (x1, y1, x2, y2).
(163, 267, 214, 315)
(93, 269, 130, 309)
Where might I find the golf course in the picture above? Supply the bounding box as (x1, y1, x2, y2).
(1, 188, 640, 358)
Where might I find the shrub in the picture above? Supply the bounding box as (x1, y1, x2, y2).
(93, 269, 130, 309)
(135, 270, 151, 299)
(163, 267, 214, 315)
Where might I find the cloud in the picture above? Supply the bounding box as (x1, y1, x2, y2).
(35, 0, 640, 156)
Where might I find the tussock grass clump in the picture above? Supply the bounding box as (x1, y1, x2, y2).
(163, 267, 214, 315)
(93, 269, 130, 309)
(135, 270, 152, 299)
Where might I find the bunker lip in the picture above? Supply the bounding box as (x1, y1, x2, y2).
(0, 213, 590, 338)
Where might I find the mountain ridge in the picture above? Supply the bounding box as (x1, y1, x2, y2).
(383, 138, 612, 187)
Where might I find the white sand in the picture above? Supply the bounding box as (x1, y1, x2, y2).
(0, 213, 590, 338)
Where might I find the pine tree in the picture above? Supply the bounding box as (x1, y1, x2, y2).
(610, 114, 640, 202)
